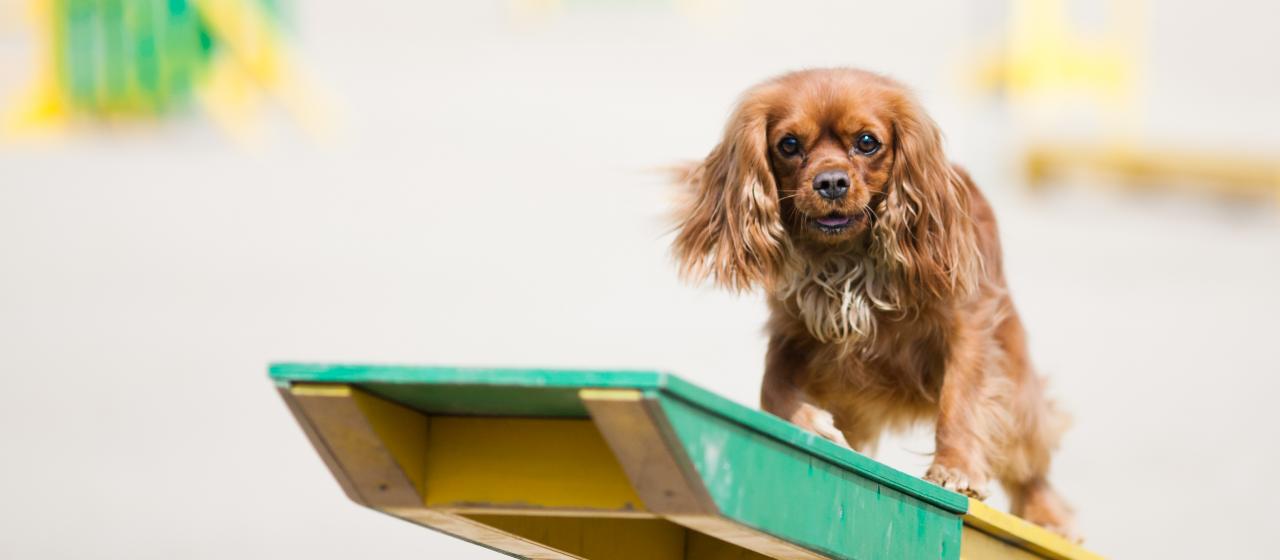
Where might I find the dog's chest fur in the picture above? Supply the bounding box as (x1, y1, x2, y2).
(770, 254, 951, 417)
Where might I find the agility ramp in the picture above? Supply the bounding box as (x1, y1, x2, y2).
(272, 364, 1102, 560)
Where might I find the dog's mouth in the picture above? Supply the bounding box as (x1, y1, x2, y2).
(811, 212, 860, 234)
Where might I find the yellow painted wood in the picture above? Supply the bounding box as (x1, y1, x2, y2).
(964, 501, 1104, 560)
(389, 508, 582, 560)
(1025, 143, 1280, 200)
(348, 387, 429, 497)
(290, 384, 644, 515)
(286, 384, 641, 558)
(960, 526, 1041, 560)
(465, 516, 774, 560)
(673, 516, 829, 560)
(684, 531, 775, 560)
(468, 516, 683, 559)
(425, 417, 647, 515)
(290, 384, 353, 398)
(579, 388, 646, 402)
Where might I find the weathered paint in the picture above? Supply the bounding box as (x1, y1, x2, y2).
(663, 377, 968, 514)
(270, 363, 668, 387)
(659, 393, 963, 560)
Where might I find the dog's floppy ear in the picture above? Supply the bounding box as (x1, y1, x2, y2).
(872, 98, 981, 301)
(672, 94, 786, 292)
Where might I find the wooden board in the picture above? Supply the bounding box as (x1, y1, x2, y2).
(270, 363, 966, 513)
(272, 363, 1108, 560)
(963, 501, 1103, 560)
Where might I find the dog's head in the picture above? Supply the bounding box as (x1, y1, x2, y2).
(673, 68, 979, 301)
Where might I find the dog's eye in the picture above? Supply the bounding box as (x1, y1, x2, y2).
(855, 133, 880, 155)
(777, 136, 801, 156)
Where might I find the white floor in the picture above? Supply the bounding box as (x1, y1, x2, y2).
(2, 1, 1278, 558)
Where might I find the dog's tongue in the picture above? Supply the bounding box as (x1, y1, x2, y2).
(817, 215, 851, 227)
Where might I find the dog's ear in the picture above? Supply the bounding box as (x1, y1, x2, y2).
(672, 94, 786, 292)
(872, 99, 982, 301)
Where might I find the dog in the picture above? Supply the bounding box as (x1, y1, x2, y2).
(671, 68, 1077, 539)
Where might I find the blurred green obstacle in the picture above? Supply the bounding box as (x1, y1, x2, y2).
(6, 0, 325, 137)
(272, 363, 1105, 560)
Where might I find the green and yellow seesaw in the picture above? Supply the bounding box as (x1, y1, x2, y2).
(272, 363, 1103, 560)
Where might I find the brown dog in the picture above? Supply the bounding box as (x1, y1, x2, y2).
(672, 68, 1077, 538)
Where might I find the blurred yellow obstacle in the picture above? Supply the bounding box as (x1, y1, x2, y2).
(1026, 143, 1280, 202)
(972, 0, 1279, 204)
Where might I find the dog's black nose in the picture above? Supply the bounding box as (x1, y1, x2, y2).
(813, 170, 850, 200)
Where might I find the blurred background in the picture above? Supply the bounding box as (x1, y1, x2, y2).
(1, 1, 1277, 558)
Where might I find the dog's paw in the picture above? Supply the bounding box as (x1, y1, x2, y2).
(790, 404, 851, 449)
(1037, 521, 1083, 544)
(923, 463, 989, 500)
(1019, 484, 1082, 543)
(810, 420, 852, 449)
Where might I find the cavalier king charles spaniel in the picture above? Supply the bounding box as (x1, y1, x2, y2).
(672, 68, 1077, 539)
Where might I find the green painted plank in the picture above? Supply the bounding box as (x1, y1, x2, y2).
(662, 377, 969, 514)
(270, 363, 670, 418)
(659, 394, 963, 560)
(270, 363, 667, 388)
(269, 363, 966, 514)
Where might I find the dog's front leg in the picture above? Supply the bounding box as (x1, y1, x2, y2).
(924, 325, 995, 500)
(760, 335, 851, 448)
